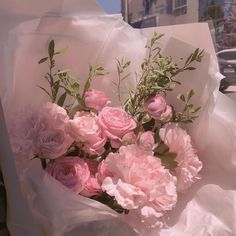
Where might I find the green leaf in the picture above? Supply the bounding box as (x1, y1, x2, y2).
(38, 86, 52, 99)
(60, 46, 69, 53)
(57, 92, 67, 107)
(192, 48, 199, 61)
(71, 82, 80, 94)
(192, 106, 201, 113)
(177, 94, 185, 102)
(187, 89, 195, 100)
(48, 40, 55, 59)
(53, 80, 60, 97)
(158, 152, 178, 170)
(57, 69, 70, 75)
(38, 57, 48, 64)
(184, 67, 196, 71)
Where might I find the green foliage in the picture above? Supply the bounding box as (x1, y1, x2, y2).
(124, 33, 203, 122)
(173, 89, 201, 123)
(154, 142, 178, 170)
(114, 58, 131, 105)
(38, 40, 105, 112)
(92, 193, 129, 214)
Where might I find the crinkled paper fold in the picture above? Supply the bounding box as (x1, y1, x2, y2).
(0, 1, 235, 236)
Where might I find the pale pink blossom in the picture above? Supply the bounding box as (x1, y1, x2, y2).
(98, 107, 136, 148)
(159, 123, 202, 192)
(84, 89, 111, 111)
(66, 112, 106, 155)
(145, 95, 169, 119)
(138, 131, 155, 151)
(101, 145, 177, 224)
(37, 129, 72, 159)
(46, 156, 90, 194)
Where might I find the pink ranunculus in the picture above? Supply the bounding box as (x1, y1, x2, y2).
(145, 95, 168, 119)
(98, 107, 137, 148)
(66, 112, 107, 156)
(84, 89, 111, 111)
(37, 129, 72, 159)
(138, 131, 155, 151)
(122, 131, 136, 145)
(159, 123, 202, 192)
(46, 156, 90, 194)
(101, 145, 177, 225)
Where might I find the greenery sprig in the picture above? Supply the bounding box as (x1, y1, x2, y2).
(38, 40, 105, 111)
(124, 32, 204, 120)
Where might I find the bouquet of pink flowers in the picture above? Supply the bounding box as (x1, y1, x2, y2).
(8, 33, 204, 232)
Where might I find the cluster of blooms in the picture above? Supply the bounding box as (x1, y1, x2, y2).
(9, 88, 202, 227)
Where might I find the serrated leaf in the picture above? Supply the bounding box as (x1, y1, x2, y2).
(38, 57, 48, 64)
(48, 40, 55, 59)
(57, 92, 67, 107)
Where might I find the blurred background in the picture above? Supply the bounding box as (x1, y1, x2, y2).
(97, 0, 236, 100)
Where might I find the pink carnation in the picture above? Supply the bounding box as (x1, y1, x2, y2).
(8, 103, 70, 158)
(101, 145, 177, 226)
(84, 89, 111, 111)
(159, 123, 202, 192)
(66, 112, 107, 156)
(46, 156, 90, 194)
(98, 107, 136, 148)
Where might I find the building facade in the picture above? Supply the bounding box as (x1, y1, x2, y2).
(122, 0, 236, 50)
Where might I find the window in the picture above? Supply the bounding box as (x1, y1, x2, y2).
(173, 0, 187, 16)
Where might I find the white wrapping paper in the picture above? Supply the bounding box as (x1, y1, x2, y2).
(0, 1, 236, 236)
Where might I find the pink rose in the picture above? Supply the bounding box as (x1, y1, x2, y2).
(98, 107, 137, 148)
(66, 112, 107, 156)
(42, 102, 69, 129)
(122, 132, 136, 145)
(46, 156, 90, 194)
(101, 145, 177, 225)
(97, 160, 113, 184)
(138, 131, 155, 151)
(84, 89, 111, 111)
(145, 95, 169, 119)
(159, 123, 202, 192)
(37, 129, 72, 159)
(160, 105, 172, 122)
